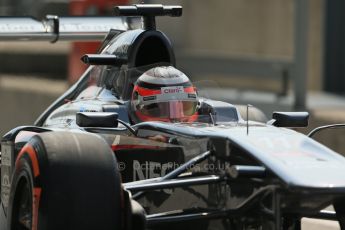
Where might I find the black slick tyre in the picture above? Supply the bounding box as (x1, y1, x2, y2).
(7, 131, 123, 230)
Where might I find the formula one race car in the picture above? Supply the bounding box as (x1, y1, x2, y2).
(1, 4, 345, 230)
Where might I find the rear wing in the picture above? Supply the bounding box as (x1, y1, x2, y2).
(0, 16, 141, 42)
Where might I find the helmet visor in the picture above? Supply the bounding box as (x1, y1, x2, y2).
(139, 100, 198, 119)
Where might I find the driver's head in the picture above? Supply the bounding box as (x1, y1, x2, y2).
(131, 66, 198, 123)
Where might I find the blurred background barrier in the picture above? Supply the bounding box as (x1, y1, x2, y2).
(0, 75, 67, 136)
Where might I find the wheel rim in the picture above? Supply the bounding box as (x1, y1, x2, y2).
(12, 176, 33, 230)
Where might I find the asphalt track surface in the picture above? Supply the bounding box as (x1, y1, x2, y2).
(302, 218, 339, 229)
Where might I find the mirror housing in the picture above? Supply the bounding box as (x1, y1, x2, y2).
(81, 54, 127, 66)
(76, 112, 118, 127)
(268, 112, 309, 128)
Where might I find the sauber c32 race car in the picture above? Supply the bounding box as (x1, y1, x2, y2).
(1, 4, 345, 230)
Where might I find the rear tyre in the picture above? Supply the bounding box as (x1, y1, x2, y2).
(7, 131, 124, 230)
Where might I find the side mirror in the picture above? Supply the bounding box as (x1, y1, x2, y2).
(267, 112, 309, 128)
(76, 112, 118, 127)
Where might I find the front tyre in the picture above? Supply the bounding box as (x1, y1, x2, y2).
(7, 131, 124, 230)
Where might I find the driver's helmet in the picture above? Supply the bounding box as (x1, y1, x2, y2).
(131, 66, 198, 123)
